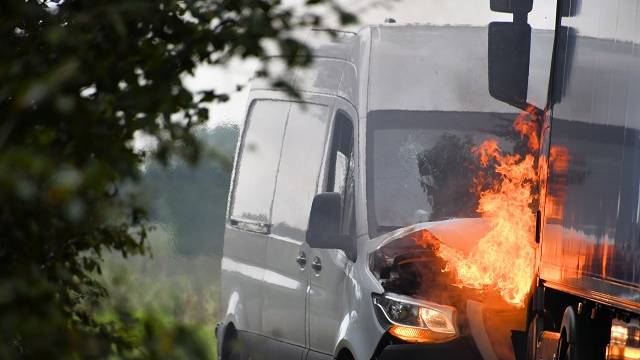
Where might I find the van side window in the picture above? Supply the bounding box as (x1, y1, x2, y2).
(271, 103, 330, 239)
(230, 100, 289, 232)
(328, 112, 355, 237)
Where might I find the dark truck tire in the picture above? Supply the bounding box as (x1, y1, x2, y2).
(526, 314, 544, 360)
(556, 306, 609, 360)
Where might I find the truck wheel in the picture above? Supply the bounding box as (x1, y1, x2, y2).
(556, 306, 607, 360)
(556, 330, 572, 360)
(557, 306, 583, 360)
(526, 314, 543, 360)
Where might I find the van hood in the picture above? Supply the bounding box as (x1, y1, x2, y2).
(366, 217, 496, 304)
(366, 218, 490, 255)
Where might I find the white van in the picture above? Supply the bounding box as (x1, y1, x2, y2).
(216, 22, 555, 360)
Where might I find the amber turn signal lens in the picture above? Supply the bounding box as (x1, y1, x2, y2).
(389, 325, 456, 344)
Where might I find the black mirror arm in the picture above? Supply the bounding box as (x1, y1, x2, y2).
(513, 11, 528, 24)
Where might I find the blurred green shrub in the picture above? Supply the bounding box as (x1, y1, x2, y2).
(142, 125, 239, 256)
(0, 0, 355, 358)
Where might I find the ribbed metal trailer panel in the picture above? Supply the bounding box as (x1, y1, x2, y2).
(539, 0, 640, 314)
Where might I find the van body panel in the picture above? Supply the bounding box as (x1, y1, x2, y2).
(308, 31, 359, 63)
(262, 97, 334, 349)
(367, 26, 555, 113)
(220, 227, 267, 333)
(261, 235, 308, 349)
(229, 99, 290, 229)
(306, 249, 350, 355)
(307, 98, 359, 356)
(354, 27, 372, 118)
(223, 90, 307, 344)
(305, 350, 331, 360)
(338, 248, 387, 360)
(295, 58, 358, 105)
(222, 93, 294, 340)
(236, 330, 306, 360)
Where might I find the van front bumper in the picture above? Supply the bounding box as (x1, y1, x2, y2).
(377, 336, 483, 360)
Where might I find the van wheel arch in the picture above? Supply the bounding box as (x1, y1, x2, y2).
(336, 348, 354, 360)
(221, 323, 242, 360)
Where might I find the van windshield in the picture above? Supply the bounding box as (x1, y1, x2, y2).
(366, 110, 519, 238)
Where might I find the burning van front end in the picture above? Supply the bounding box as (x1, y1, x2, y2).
(370, 293, 484, 359)
(363, 221, 529, 360)
(354, 24, 544, 360)
(361, 91, 540, 360)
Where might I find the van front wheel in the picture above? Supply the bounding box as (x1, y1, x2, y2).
(221, 326, 245, 360)
(336, 348, 354, 360)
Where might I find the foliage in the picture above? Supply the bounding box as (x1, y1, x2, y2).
(97, 225, 222, 359)
(0, 0, 354, 357)
(142, 125, 239, 256)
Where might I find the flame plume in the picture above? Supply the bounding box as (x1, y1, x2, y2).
(435, 108, 540, 306)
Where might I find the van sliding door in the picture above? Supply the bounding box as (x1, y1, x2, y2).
(263, 95, 333, 357)
(223, 99, 289, 338)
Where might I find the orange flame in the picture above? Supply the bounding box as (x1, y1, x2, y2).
(435, 107, 540, 306)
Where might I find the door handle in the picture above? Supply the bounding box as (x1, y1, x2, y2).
(296, 251, 307, 269)
(311, 257, 322, 273)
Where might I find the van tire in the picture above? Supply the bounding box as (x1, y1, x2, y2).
(336, 348, 354, 360)
(221, 325, 244, 360)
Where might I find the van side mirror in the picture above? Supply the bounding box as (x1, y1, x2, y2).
(307, 193, 351, 254)
(488, 21, 531, 109)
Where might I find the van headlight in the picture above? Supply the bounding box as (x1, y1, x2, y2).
(373, 293, 457, 343)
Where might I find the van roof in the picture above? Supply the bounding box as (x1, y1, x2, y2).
(251, 24, 552, 114)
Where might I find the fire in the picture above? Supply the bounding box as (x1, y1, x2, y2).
(433, 107, 540, 306)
